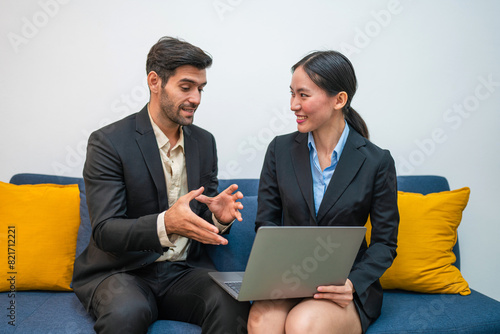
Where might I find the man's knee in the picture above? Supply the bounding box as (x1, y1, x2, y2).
(94, 299, 155, 334)
(207, 281, 249, 311)
(203, 282, 250, 333)
(92, 274, 157, 334)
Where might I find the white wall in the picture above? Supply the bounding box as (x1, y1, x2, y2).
(1, 0, 499, 301)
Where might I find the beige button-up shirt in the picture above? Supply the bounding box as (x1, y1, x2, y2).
(148, 108, 231, 262)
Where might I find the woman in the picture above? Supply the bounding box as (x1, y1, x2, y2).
(247, 51, 399, 334)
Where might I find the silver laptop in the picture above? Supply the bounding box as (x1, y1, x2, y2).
(209, 226, 366, 301)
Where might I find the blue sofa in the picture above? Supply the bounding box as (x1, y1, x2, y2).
(2, 173, 500, 333)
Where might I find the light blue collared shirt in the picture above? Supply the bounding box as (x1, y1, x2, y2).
(308, 122, 350, 216)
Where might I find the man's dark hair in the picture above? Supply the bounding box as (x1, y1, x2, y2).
(146, 36, 213, 87)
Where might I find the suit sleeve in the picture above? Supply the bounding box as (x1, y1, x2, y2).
(255, 137, 283, 230)
(200, 133, 220, 225)
(84, 130, 163, 254)
(348, 150, 399, 300)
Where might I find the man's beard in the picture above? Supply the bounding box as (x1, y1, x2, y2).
(159, 90, 197, 126)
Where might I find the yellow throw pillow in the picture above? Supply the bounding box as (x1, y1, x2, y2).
(0, 181, 80, 291)
(366, 188, 471, 295)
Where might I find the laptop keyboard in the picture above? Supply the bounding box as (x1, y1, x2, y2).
(225, 281, 242, 294)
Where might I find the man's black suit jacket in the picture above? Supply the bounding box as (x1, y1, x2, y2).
(72, 105, 220, 311)
(256, 126, 399, 322)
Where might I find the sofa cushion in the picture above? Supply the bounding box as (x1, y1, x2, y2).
(366, 289, 500, 333)
(0, 182, 80, 291)
(1, 291, 202, 334)
(9, 173, 92, 260)
(206, 195, 258, 272)
(396, 175, 462, 269)
(218, 179, 259, 197)
(147, 321, 202, 333)
(366, 188, 471, 295)
(2, 291, 94, 333)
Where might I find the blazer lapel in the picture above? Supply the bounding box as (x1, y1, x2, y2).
(183, 126, 200, 211)
(135, 105, 169, 211)
(291, 132, 317, 224)
(316, 129, 366, 223)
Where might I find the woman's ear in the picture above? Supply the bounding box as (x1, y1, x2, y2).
(334, 91, 348, 110)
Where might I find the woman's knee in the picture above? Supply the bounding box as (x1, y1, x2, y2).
(285, 299, 361, 334)
(284, 305, 322, 333)
(248, 299, 298, 333)
(247, 301, 270, 331)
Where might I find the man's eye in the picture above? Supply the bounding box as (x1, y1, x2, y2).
(198, 88, 204, 93)
(181, 87, 189, 91)
(300, 93, 308, 97)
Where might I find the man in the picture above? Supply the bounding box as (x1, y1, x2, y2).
(72, 36, 250, 334)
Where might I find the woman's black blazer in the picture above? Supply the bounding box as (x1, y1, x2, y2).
(256, 125, 399, 322)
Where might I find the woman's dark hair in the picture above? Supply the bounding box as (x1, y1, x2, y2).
(146, 36, 213, 87)
(292, 51, 369, 139)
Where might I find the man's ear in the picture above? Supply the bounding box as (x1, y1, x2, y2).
(147, 71, 161, 94)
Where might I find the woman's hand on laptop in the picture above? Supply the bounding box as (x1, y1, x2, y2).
(314, 279, 355, 308)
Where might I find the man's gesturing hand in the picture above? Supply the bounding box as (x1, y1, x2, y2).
(195, 184, 244, 224)
(163, 187, 228, 245)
